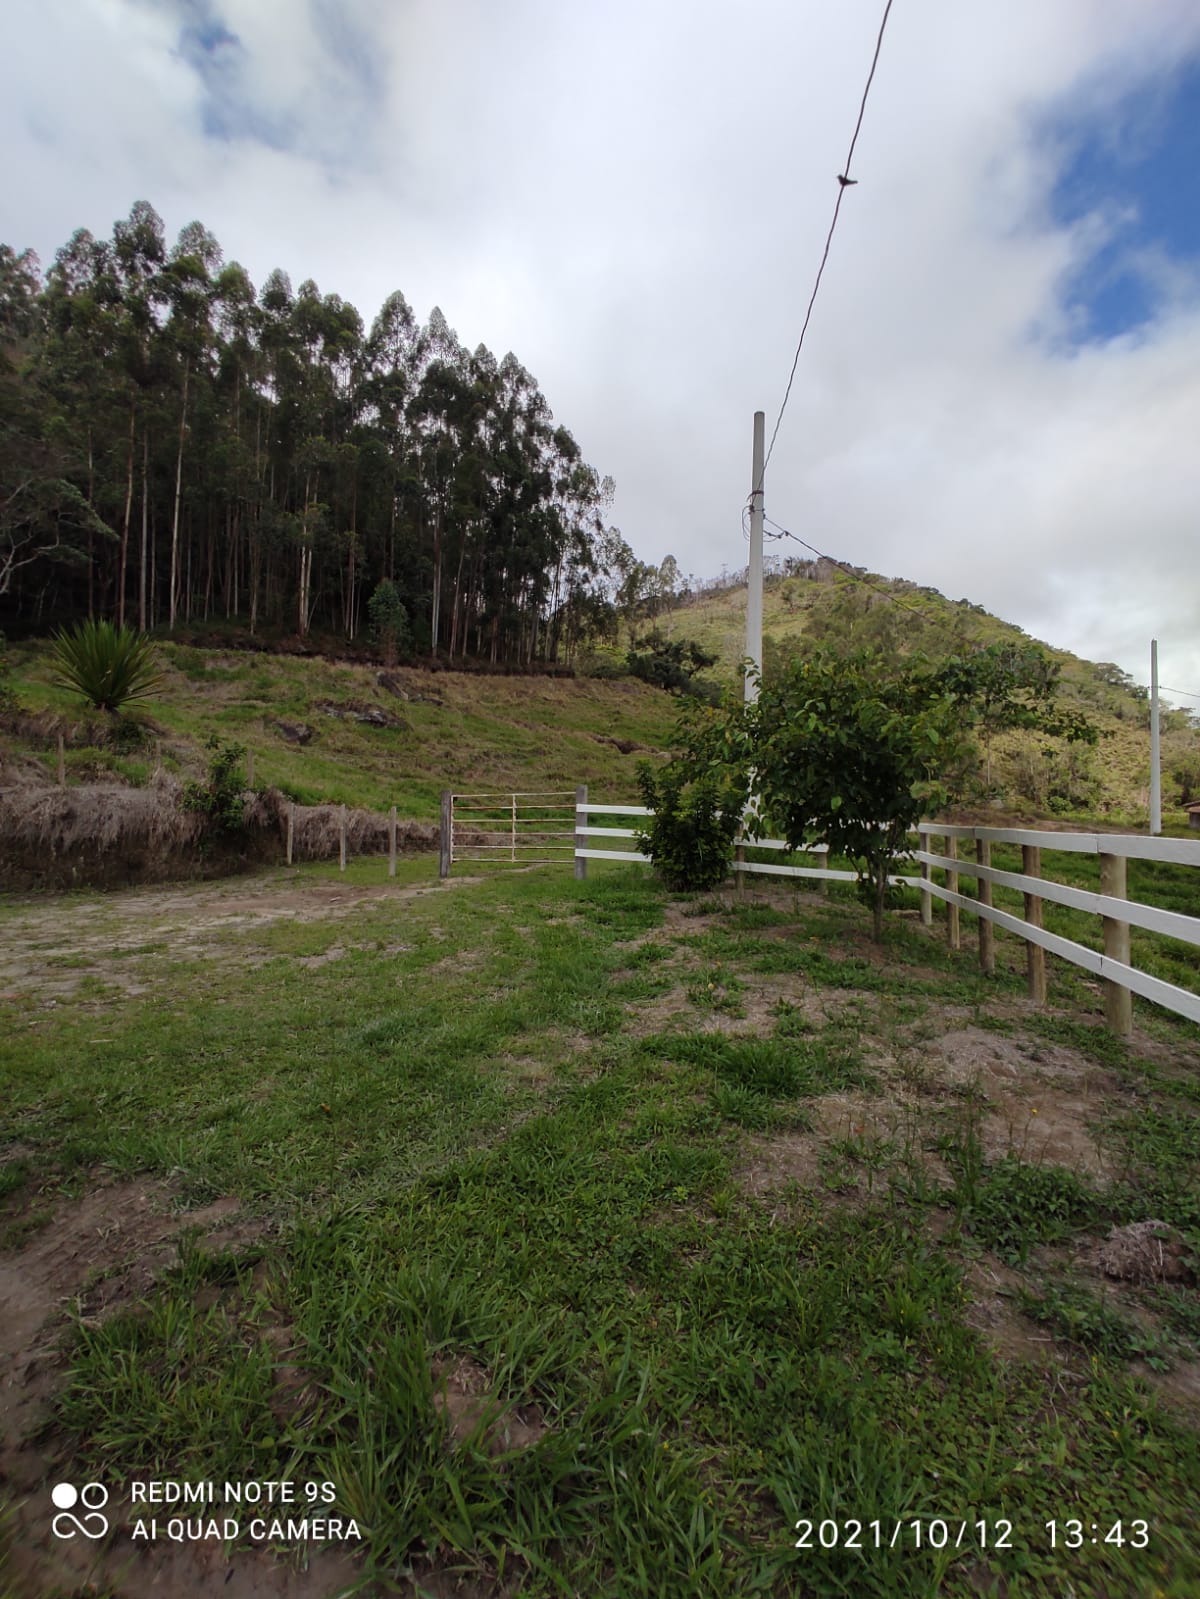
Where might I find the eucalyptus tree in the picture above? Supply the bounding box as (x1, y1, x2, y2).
(362, 289, 421, 583)
(2, 206, 630, 664)
(160, 220, 220, 626)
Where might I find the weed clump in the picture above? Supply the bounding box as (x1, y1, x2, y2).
(183, 737, 250, 837)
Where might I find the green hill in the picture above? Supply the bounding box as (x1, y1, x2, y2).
(646, 564, 1199, 829)
(0, 639, 679, 819)
(2, 562, 1197, 835)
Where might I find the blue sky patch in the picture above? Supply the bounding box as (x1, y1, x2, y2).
(163, 0, 380, 158)
(1046, 58, 1200, 342)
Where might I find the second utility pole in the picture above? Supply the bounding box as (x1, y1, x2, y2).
(745, 410, 765, 704)
(1150, 638, 1162, 836)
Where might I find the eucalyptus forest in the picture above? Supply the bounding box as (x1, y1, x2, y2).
(0, 202, 669, 663)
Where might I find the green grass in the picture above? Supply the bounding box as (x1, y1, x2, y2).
(2, 863, 1199, 1597)
(3, 639, 679, 818)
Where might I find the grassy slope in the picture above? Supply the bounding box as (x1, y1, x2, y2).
(1, 862, 1198, 1597)
(4, 566, 1198, 830)
(3, 640, 680, 819)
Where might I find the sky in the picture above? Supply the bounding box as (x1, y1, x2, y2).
(2, 0, 1199, 705)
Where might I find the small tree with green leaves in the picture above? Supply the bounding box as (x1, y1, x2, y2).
(50, 619, 163, 714)
(693, 645, 1097, 940)
(182, 736, 248, 836)
(626, 630, 720, 701)
(367, 579, 410, 667)
(634, 757, 745, 892)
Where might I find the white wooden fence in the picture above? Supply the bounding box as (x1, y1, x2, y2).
(440, 789, 581, 873)
(575, 796, 1200, 1036)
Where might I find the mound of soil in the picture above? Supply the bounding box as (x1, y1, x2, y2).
(1097, 1221, 1195, 1285)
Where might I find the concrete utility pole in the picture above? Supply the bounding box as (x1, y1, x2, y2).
(1150, 638, 1162, 836)
(744, 411, 765, 704)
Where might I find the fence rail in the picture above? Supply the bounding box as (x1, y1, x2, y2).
(568, 799, 1200, 1036)
(434, 792, 1200, 1033)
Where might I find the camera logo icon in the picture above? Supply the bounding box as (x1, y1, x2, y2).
(51, 1482, 109, 1539)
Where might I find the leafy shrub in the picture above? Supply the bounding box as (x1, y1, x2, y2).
(1173, 752, 1200, 807)
(367, 580, 410, 666)
(50, 619, 164, 713)
(967, 1157, 1098, 1261)
(634, 760, 742, 891)
(182, 737, 247, 836)
(626, 631, 720, 701)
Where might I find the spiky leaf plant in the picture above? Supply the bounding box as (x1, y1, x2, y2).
(50, 619, 164, 713)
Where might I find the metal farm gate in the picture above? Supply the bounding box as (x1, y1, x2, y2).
(440, 789, 581, 876)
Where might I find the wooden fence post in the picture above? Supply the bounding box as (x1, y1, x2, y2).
(1022, 844, 1047, 1005)
(734, 843, 745, 894)
(286, 803, 295, 866)
(919, 827, 932, 927)
(946, 835, 960, 951)
(57, 731, 65, 786)
(388, 805, 397, 878)
(977, 837, 995, 976)
(339, 805, 347, 872)
(1100, 852, 1132, 1037)
(439, 791, 452, 879)
(575, 784, 588, 880)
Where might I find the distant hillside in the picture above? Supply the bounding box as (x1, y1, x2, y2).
(645, 562, 1200, 828)
(3, 562, 1197, 832)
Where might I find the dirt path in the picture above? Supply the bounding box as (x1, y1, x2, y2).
(0, 870, 483, 1001)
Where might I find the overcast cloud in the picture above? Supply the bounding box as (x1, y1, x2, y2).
(2, 0, 1199, 700)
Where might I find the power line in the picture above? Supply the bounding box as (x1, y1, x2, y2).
(757, 522, 1200, 695)
(755, 0, 895, 494)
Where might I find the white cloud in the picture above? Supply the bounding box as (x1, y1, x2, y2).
(2, 0, 1199, 696)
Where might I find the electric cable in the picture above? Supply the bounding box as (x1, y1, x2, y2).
(761, 514, 934, 620)
(752, 0, 895, 497)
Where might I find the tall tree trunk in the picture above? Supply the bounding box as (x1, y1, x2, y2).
(169, 359, 190, 629)
(298, 545, 311, 636)
(430, 499, 442, 656)
(204, 515, 215, 620)
(86, 429, 95, 620)
(139, 432, 149, 631)
(118, 401, 135, 628)
(249, 512, 260, 635)
(449, 532, 467, 658)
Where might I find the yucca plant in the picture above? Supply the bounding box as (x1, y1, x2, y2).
(50, 619, 164, 713)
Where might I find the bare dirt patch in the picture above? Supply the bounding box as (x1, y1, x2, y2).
(925, 1027, 1115, 1175)
(0, 871, 481, 1002)
(432, 1353, 549, 1457)
(960, 1254, 1063, 1366)
(735, 1090, 952, 1211)
(0, 1179, 266, 1494)
(625, 971, 856, 1042)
